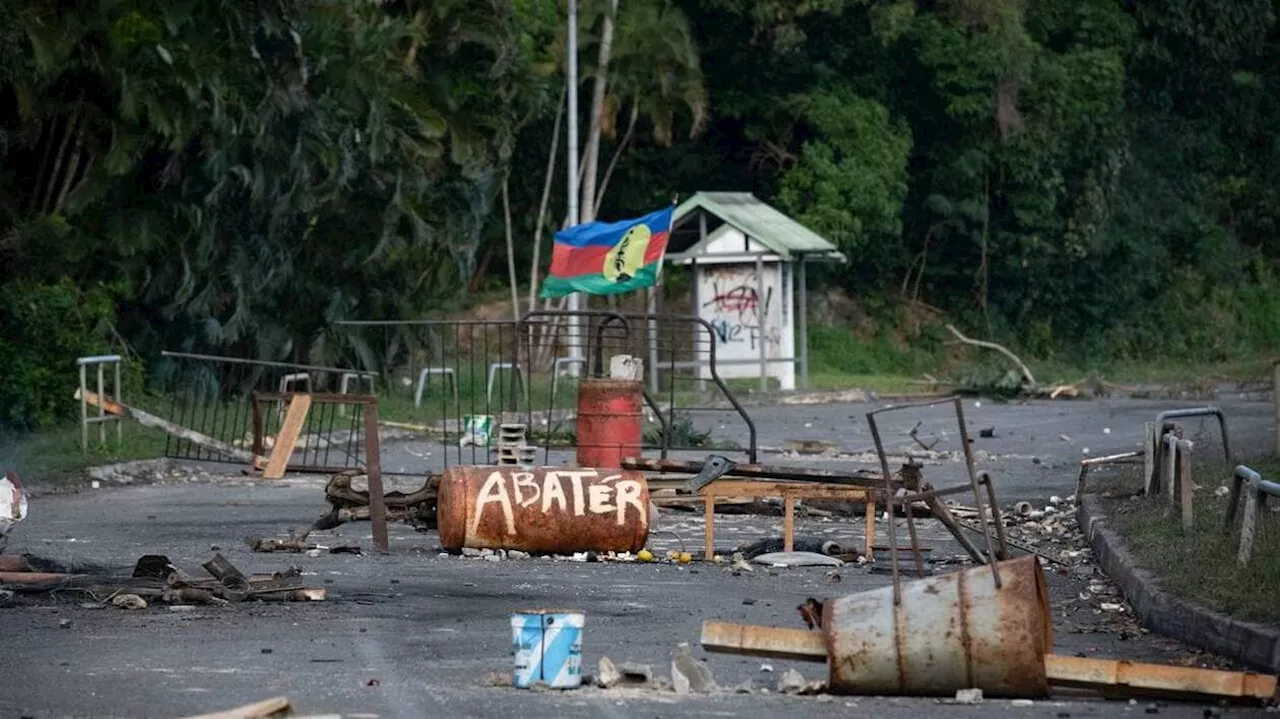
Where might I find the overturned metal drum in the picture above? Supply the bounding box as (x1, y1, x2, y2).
(437, 466, 650, 554)
(822, 555, 1052, 697)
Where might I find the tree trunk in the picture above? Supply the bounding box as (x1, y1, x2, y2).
(39, 111, 78, 215)
(594, 99, 639, 213)
(53, 124, 87, 214)
(977, 174, 990, 333)
(469, 245, 495, 293)
(529, 85, 566, 314)
(502, 174, 520, 326)
(578, 0, 619, 224)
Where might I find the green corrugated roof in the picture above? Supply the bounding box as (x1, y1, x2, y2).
(672, 192, 843, 259)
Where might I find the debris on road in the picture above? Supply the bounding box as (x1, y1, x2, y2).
(671, 642, 717, 695)
(699, 555, 1277, 703)
(178, 695, 292, 719)
(0, 553, 32, 572)
(512, 610, 585, 689)
(736, 537, 844, 559)
(1, 470, 27, 539)
(776, 668, 808, 694)
(0, 552, 324, 606)
(617, 662, 654, 686)
(954, 688, 983, 704)
(596, 656, 621, 688)
(111, 593, 147, 610)
(752, 551, 844, 567)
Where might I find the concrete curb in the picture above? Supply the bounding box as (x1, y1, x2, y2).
(1077, 494, 1280, 673)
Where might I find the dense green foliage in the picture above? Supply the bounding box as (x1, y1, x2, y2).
(0, 279, 117, 428)
(2, 0, 1279, 428)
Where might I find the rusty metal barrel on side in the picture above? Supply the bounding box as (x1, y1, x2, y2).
(576, 378, 644, 469)
(821, 555, 1052, 697)
(437, 465, 650, 554)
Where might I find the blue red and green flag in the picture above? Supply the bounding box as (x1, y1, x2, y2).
(539, 206, 674, 298)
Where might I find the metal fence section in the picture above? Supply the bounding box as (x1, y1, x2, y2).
(152, 352, 368, 472)
(332, 318, 549, 470)
(519, 310, 758, 464)
(1226, 465, 1280, 566)
(332, 311, 758, 471)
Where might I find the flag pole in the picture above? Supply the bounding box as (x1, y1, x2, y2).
(565, 0, 584, 377)
(646, 195, 678, 392)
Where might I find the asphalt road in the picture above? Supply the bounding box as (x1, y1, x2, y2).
(2, 393, 1276, 718)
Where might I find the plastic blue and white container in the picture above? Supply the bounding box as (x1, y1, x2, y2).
(511, 610, 585, 689)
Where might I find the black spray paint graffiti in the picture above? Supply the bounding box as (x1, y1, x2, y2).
(702, 274, 777, 349)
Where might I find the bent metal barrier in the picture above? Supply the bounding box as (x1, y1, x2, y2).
(866, 397, 1010, 602)
(154, 352, 371, 472)
(1226, 465, 1280, 566)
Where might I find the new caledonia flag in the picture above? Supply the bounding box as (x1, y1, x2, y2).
(539, 205, 674, 298)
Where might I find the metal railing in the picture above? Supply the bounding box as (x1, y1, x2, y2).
(153, 352, 370, 472)
(77, 354, 123, 451)
(1226, 465, 1280, 566)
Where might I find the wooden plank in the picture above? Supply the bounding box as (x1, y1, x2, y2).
(262, 394, 312, 480)
(1045, 654, 1276, 700)
(651, 496, 754, 508)
(700, 620, 827, 662)
(363, 402, 389, 553)
(701, 480, 871, 501)
(76, 389, 256, 463)
(177, 696, 292, 719)
(0, 571, 76, 583)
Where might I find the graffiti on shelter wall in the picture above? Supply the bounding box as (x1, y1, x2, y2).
(701, 266, 780, 351)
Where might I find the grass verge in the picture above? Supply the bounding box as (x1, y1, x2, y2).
(0, 424, 170, 485)
(1105, 456, 1280, 626)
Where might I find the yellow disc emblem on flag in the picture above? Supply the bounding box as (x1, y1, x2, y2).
(603, 224, 651, 283)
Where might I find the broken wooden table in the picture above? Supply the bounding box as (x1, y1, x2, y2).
(698, 479, 879, 560)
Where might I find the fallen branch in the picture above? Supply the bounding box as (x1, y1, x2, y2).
(945, 324, 1037, 389)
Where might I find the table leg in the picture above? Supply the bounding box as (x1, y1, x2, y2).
(783, 494, 796, 552)
(704, 494, 715, 560)
(864, 497, 876, 559)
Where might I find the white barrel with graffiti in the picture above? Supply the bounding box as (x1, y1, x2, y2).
(511, 610, 584, 689)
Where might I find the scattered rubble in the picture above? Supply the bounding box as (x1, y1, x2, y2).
(671, 642, 717, 694)
(596, 657, 621, 688)
(110, 593, 147, 610)
(751, 551, 844, 567)
(0, 552, 325, 606)
(776, 669, 808, 695)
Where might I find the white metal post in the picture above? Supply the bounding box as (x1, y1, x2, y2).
(97, 363, 106, 445)
(565, 0, 583, 377)
(80, 363, 88, 451)
(799, 255, 809, 390)
(755, 253, 767, 392)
